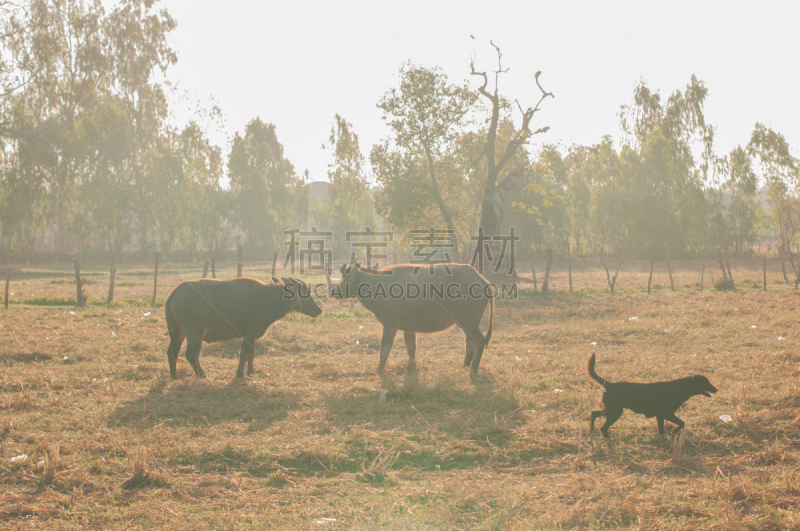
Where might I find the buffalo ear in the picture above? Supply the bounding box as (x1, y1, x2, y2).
(271, 276, 280, 284)
(339, 264, 347, 275)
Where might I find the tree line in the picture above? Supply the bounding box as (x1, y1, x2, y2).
(1, 1, 797, 264)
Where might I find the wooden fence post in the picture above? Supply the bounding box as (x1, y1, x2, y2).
(271, 252, 278, 277)
(763, 255, 767, 291)
(202, 259, 209, 279)
(666, 252, 675, 291)
(700, 245, 707, 292)
(724, 250, 733, 282)
(73, 259, 87, 307)
(648, 260, 654, 294)
(4, 267, 9, 309)
(152, 252, 159, 306)
(107, 262, 116, 303)
(567, 247, 573, 292)
(237, 245, 243, 277)
(541, 249, 553, 295)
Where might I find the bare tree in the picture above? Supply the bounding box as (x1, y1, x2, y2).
(470, 41, 553, 236)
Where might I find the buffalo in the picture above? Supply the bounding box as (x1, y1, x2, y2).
(331, 262, 493, 376)
(164, 276, 322, 379)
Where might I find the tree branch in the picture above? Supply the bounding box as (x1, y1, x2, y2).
(490, 40, 508, 96)
(469, 56, 491, 101)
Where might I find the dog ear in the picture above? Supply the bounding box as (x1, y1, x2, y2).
(271, 276, 280, 284)
(280, 276, 293, 286)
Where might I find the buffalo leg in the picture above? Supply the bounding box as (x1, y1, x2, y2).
(247, 341, 256, 376)
(377, 327, 398, 374)
(460, 324, 486, 375)
(403, 330, 417, 371)
(236, 338, 255, 378)
(167, 331, 185, 379)
(463, 338, 475, 368)
(184, 339, 206, 378)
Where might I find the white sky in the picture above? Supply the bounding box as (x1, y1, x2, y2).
(159, 0, 800, 184)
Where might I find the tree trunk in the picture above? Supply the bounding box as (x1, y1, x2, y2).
(56, 185, 66, 256)
(718, 251, 734, 291)
(541, 249, 553, 294)
(478, 89, 501, 237)
(139, 226, 149, 260)
(700, 244, 707, 292)
(107, 263, 116, 303)
(74, 259, 86, 307)
(780, 248, 788, 282)
(666, 252, 675, 291)
(423, 144, 459, 252)
(152, 253, 159, 306)
(567, 246, 573, 292)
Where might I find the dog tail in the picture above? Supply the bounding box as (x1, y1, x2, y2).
(586, 353, 608, 388)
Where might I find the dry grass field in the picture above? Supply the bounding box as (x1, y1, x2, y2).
(1, 258, 799, 529)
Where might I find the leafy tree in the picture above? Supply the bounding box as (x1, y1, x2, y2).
(74, 100, 136, 257)
(228, 118, 308, 253)
(6, 0, 108, 254)
(563, 138, 624, 255)
(322, 114, 375, 257)
(104, 0, 176, 255)
(509, 144, 568, 252)
(748, 123, 799, 253)
(617, 76, 713, 258)
(707, 146, 760, 253)
(372, 63, 477, 253)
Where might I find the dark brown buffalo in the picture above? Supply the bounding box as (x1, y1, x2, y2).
(331, 262, 493, 376)
(164, 276, 322, 379)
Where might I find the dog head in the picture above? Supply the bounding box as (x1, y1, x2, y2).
(690, 375, 718, 397)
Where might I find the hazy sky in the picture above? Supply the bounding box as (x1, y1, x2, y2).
(159, 0, 800, 184)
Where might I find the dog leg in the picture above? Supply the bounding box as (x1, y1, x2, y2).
(590, 410, 605, 431)
(665, 413, 685, 433)
(600, 407, 622, 439)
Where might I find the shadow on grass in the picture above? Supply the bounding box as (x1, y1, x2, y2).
(108, 378, 299, 431)
(324, 370, 524, 441)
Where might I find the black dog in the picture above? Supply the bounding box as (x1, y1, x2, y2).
(587, 353, 717, 438)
